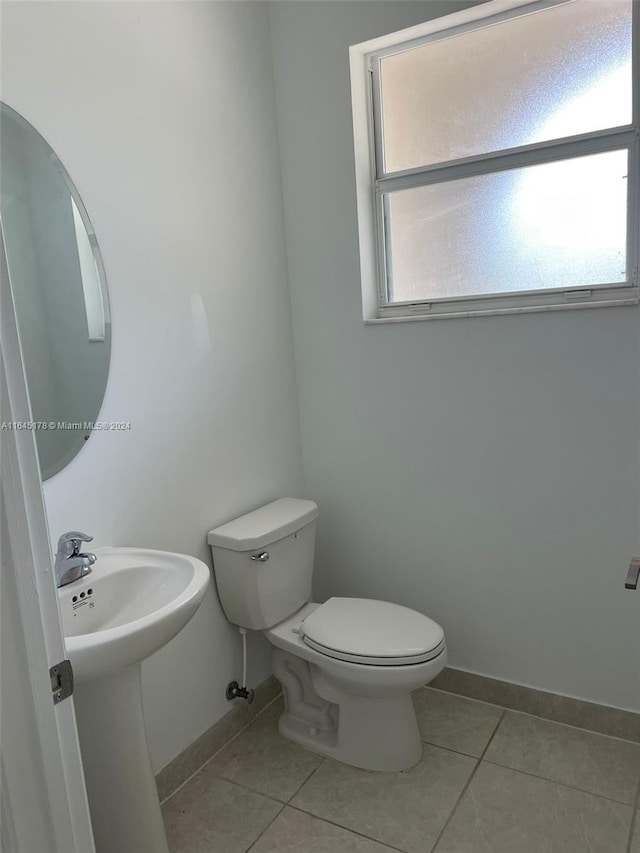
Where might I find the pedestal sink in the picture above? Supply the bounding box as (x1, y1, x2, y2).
(58, 547, 210, 853)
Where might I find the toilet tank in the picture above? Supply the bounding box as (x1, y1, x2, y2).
(207, 498, 318, 630)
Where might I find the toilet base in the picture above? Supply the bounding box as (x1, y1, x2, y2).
(272, 647, 432, 771)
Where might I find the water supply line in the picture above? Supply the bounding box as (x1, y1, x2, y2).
(225, 627, 255, 703)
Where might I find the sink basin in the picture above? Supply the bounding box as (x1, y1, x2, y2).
(57, 546, 210, 853)
(58, 546, 210, 681)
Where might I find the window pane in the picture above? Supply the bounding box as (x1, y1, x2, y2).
(380, 0, 632, 173)
(385, 150, 628, 303)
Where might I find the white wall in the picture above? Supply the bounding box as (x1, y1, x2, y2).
(269, 0, 640, 712)
(1, 0, 302, 771)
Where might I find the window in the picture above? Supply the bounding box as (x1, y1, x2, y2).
(349, 0, 639, 321)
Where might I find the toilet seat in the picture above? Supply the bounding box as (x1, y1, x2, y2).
(300, 597, 445, 666)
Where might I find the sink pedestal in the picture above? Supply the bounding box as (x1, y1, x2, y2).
(57, 546, 210, 852)
(74, 664, 169, 853)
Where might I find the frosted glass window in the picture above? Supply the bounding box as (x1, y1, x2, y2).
(380, 0, 632, 173)
(386, 150, 628, 303)
(350, 0, 638, 318)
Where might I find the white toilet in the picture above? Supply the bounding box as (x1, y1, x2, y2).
(208, 498, 447, 771)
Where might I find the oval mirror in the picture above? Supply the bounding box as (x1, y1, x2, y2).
(0, 103, 111, 480)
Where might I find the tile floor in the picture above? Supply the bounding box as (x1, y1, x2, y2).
(162, 687, 640, 853)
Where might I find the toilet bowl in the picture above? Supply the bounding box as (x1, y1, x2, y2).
(208, 498, 447, 771)
(266, 601, 446, 770)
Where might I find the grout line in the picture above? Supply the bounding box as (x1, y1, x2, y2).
(194, 767, 292, 806)
(625, 773, 640, 853)
(244, 801, 287, 853)
(203, 754, 329, 809)
(167, 746, 326, 811)
(423, 684, 504, 710)
(160, 691, 283, 806)
(428, 685, 640, 746)
(487, 705, 640, 748)
(426, 759, 482, 853)
(285, 756, 327, 803)
(203, 728, 327, 806)
(480, 757, 640, 808)
(419, 737, 493, 761)
(286, 804, 408, 853)
(221, 763, 409, 853)
(428, 708, 506, 853)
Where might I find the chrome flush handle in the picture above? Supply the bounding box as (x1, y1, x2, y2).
(250, 552, 269, 562)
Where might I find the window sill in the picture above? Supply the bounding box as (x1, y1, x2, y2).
(364, 292, 639, 323)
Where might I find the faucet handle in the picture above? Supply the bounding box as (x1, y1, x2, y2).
(57, 531, 93, 556)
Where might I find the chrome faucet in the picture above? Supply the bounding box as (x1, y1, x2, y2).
(55, 531, 96, 588)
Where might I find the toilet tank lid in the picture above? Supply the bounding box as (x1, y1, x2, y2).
(207, 498, 318, 551)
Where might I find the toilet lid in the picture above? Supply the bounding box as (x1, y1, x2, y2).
(300, 598, 445, 666)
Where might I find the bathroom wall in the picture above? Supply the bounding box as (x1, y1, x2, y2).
(1, 1, 302, 771)
(269, 0, 640, 712)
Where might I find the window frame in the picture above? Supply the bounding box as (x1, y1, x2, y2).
(349, 0, 640, 322)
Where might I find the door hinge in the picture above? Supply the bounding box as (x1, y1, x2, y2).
(625, 559, 640, 590)
(50, 659, 74, 704)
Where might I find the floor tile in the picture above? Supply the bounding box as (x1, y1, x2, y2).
(433, 762, 632, 853)
(291, 743, 475, 853)
(413, 687, 503, 757)
(484, 710, 640, 803)
(631, 811, 640, 853)
(208, 699, 323, 802)
(249, 807, 399, 852)
(162, 768, 281, 853)
(157, 677, 282, 802)
(431, 668, 640, 742)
